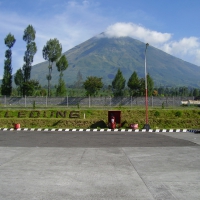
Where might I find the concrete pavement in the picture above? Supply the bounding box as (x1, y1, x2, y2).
(0, 130, 200, 200)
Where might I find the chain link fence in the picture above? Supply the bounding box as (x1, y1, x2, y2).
(0, 96, 195, 108)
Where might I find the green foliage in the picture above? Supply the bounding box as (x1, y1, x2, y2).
(22, 25, 37, 84)
(127, 71, 140, 96)
(175, 111, 182, 117)
(23, 25, 36, 43)
(23, 80, 41, 96)
(56, 55, 68, 72)
(0, 108, 199, 129)
(83, 76, 103, 96)
(55, 55, 68, 97)
(14, 69, 24, 96)
(112, 69, 126, 97)
(4, 33, 16, 49)
(147, 74, 154, 96)
(154, 111, 160, 117)
(74, 71, 83, 88)
(55, 79, 67, 97)
(162, 102, 165, 109)
(1, 33, 16, 96)
(43, 38, 62, 97)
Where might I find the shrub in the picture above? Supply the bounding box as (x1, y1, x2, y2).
(154, 111, 160, 117)
(175, 111, 182, 117)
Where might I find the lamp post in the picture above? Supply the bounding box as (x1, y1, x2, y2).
(143, 43, 151, 130)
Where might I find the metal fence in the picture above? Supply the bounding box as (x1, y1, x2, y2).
(0, 96, 195, 108)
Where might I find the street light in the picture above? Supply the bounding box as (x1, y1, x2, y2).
(143, 43, 151, 130)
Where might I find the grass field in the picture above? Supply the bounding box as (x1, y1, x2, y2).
(0, 106, 199, 129)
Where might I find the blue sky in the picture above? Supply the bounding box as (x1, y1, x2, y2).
(0, 0, 200, 79)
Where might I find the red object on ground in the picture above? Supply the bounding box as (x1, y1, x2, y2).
(130, 124, 138, 129)
(108, 111, 121, 128)
(110, 116, 116, 129)
(14, 124, 20, 129)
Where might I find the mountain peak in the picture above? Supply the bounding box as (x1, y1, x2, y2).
(31, 35, 200, 87)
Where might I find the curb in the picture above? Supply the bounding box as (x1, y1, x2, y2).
(187, 129, 200, 134)
(0, 128, 192, 132)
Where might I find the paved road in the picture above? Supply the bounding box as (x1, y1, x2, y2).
(0, 130, 200, 200)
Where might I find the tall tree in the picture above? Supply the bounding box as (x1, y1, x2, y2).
(127, 71, 140, 96)
(83, 76, 103, 96)
(139, 74, 154, 96)
(74, 70, 83, 88)
(22, 25, 37, 83)
(14, 69, 24, 96)
(112, 69, 126, 97)
(1, 33, 16, 95)
(43, 38, 62, 97)
(55, 55, 68, 96)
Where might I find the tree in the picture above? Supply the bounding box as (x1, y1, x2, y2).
(22, 25, 37, 83)
(55, 55, 68, 96)
(43, 38, 62, 97)
(22, 80, 41, 96)
(55, 79, 67, 97)
(112, 69, 126, 97)
(193, 88, 199, 97)
(14, 69, 24, 96)
(83, 76, 103, 96)
(1, 33, 16, 95)
(74, 70, 83, 88)
(139, 74, 154, 96)
(127, 71, 140, 96)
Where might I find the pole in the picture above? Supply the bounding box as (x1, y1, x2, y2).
(143, 43, 150, 130)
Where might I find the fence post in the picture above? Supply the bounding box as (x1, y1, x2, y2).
(152, 96, 153, 107)
(67, 95, 68, 107)
(89, 95, 90, 108)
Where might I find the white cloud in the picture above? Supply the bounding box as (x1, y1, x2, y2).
(160, 37, 200, 65)
(103, 22, 172, 45)
(161, 37, 199, 55)
(102, 22, 200, 66)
